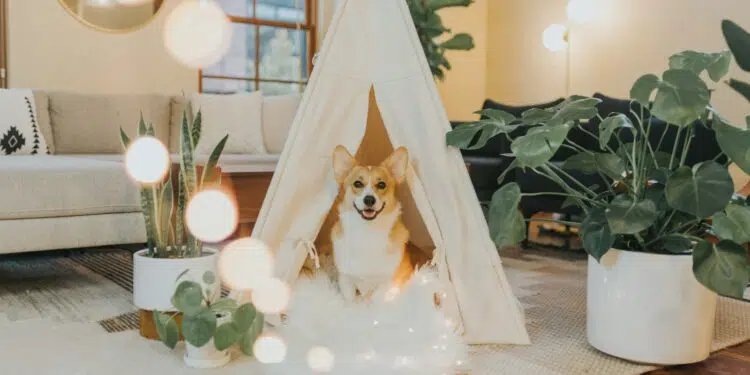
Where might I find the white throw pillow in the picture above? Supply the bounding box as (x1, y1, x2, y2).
(189, 91, 266, 155)
(262, 94, 301, 154)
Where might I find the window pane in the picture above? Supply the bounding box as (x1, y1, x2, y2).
(258, 26, 308, 82)
(202, 23, 256, 78)
(257, 0, 305, 23)
(217, 0, 253, 17)
(259, 81, 303, 96)
(202, 78, 255, 94)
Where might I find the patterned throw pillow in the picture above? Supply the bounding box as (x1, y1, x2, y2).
(0, 89, 49, 156)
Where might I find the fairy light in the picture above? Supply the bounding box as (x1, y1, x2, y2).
(185, 189, 238, 243)
(306, 346, 335, 373)
(218, 237, 274, 290)
(254, 335, 287, 364)
(124, 137, 170, 184)
(252, 277, 291, 314)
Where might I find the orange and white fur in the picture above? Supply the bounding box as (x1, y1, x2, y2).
(330, 146, 415, 301)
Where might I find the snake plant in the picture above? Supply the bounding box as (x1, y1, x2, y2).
(120, 109, 228, 258)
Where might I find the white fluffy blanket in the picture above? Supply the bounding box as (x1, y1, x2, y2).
(261, 267, 469, 375)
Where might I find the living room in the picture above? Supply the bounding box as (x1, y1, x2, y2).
(1, 0, 750, 374)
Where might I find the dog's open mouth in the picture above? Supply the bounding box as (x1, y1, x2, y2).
(355, 203, 385, 221)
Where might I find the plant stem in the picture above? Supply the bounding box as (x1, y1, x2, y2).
(669, 127, 683, 170)
(545, 163, 599, 197)
(521, 191, 600, 204)
(564, 139, 594, 154)
(532, 167, 589, 208)
(679, 126, 694, 167)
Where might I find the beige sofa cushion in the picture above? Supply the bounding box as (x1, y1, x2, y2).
(32, 91, 55, 154)
(188, 91, 266, 155)
(49, 92, 170, 153)
(0, 155, 140, 219)
(262, 94, 300, 153)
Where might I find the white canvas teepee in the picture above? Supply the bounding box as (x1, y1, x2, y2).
(239, 0, 530, 345)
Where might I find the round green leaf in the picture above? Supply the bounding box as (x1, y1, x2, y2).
(233, 303, 258, 333)
(665, 162, 734, 218)
(446, 120, 515, 150)
(693, 239, 750, 298)
(714, 114, 750, 175)
(712, 204, 750, 244)
(153, 312, 179, 350)
(171, 280, 204, 315)
(658, 234, 693, 254)
(651, 69, 710, 127)
(605, 195, 659, 234)
(214, 322, 240, 351)
(239, 313, 265, 356)
(182, 307, 217, 348)
(488, 183, 527, 248)
(580, 207, 614, 261)
(630, 74, 659, 105)
(203, 271, 216, 285)
(511, 124, 572, 168)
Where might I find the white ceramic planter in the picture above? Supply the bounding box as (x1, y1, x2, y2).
(587, 249, 718, 365)
(184, 314, 231, 368)
(133, 247, 220, 311)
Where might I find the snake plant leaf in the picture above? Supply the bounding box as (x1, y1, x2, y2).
(548, 97, 601, 126)
(599, 114, 632, 150)
(446, 120, 515, 150)
(201, 135, 228, 188)
(214, 322, 240, 351)
(233, 303, 258, 332)
(728, 79, 750, 103)
(722, 19, 750, 72)
(172, 280, 204, 316)
(580, 207, 614, 261)
(712, 204, 750, 244)
(153, 312, 179, 349)
(651, 69, 710, 127)
(192, 110, 202, 147)
(668, 50, 732, 82)
(426, 0, 473, 11)
(630, 74, 660, 105)
(665, 161, 735, 218)
(145, 122, 155, 137)
(180, 112, 197, 198)
(139, 188, 156, 256)
(159, 174, 174, 249)
(119, 128, 131, 150)
(239, 313, 265, 356)
(714, 113, 750, 175)
(511, 123, 572, 168)
(693, 239, 750, 298)
(175, 171, 186, 247)
(138, 113, 147, 136)
(487, 183, 526, 248)
(562, 152, 626, 181)
(605, 195, 659, 234)
(182, 307, 217, 348)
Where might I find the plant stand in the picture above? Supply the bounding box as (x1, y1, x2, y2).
(139, 309, 183, 340)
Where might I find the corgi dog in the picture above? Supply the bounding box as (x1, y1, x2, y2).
(330, 145, 415, 301)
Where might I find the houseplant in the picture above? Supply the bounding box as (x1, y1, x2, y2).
(407, 0, 475, 80)
(154, 270, 264, 368)
(446, 29, 750, 364)
(120, 110, 229, 339)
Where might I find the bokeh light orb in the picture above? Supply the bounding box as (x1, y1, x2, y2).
(124, 136, 170, 184)
(307, 346, 335, 373)
(566, 0, 598, 24)
(163, 0, 232, 69)
(254, 335, 287, 364)
(542, 24, 568, 52)
(218, 237, 274, 290)
(115, 0, 153, 6)
(185, 189, 238, 243)
(252, 277, 291, 314)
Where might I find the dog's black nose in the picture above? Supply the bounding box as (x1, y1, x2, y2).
(363, 195, 376, 207)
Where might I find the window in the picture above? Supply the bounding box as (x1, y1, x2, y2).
(200, 0, 316, 96)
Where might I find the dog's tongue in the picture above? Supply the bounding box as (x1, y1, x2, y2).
(362, 209, 377, 218)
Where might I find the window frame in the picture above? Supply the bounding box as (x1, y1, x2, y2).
(198, 0, 317, 94)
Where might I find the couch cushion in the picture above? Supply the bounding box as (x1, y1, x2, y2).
(32, 91, 55, 154)
(0, 156, 141, 219)
(48, 92, 171, 153)
(262, 94, 300, 153)
(188, 92, 266, 155)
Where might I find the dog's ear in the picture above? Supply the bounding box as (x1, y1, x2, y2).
(382, 147, 409, 184)
(332, 145, 356, 183)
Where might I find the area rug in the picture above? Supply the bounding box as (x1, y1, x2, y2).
(0, 248, 749, 375)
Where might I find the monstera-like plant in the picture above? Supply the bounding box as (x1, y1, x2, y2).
(408, 0, 475, 80)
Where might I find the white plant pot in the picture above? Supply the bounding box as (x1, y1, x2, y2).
(587, 249, 718, 365)
(133, 247, 220, 311)
(184, 313, 231, 368)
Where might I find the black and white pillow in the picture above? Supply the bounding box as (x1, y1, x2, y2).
(0, 89, 49, 156)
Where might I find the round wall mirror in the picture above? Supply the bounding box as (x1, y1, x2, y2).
(58, 0, 165, 33)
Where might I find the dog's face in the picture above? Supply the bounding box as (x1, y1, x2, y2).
(332, 146, 409, 221)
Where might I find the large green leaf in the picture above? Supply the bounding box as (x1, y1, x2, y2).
(605, 195, 659, 234)
(562, 152, 626, 181)
(487, 183, 526, 248)
(520, 108, 554, 124)
(712, 204, 750, 244)
(475, 108, 515, 123)
(580, 207, 614, 261)
(182, 307, 217, 348)
(651, 69, 710, 127)
(599, 114, 632, 150)
(668, 50, 732, 82)
(548, 97, 601, 126)
(214, 322, 240, 351)
(446, 120, 515, 150)
(153, 312, 179, 349)
(665, 161, 735, 218)
(440, 33, 474, 50)
(239, 313, 265, 356)
(728, 79, 750, 103)
(693, 239, 750, 298)
(233, 303, 258, 333)
(510, 124, 572, 168)
(722, 20, 750, 72)
(658, 234, 693, 254)
(171, 280, 204, 316)
(630, 74, 659, 105)
(714, 114, 750, 175)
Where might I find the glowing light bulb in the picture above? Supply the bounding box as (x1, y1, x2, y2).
(252, 277, 291, 314)
(163, 0, 232, 68)
(124, 137, 170, 184)
(185, 189, 238, 243)
(219, 237, 274, 290)
(567, 0, 598, 23)
(254, 335, 287, 364)
(542, 24, 568, 52)
(306, 346, 335, 373)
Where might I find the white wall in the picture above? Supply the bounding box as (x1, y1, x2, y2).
(7, 0, 196, 94)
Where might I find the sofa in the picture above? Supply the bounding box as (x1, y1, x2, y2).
(0, 90, 299, 255)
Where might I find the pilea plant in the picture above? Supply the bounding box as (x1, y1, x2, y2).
(153, 270, 264, 354)
(408, 0, 475, 80)
(447, 34, 750, 298)
(120, 110, 228, 258)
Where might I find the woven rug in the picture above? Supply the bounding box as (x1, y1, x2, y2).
(0, 248, 748, 375)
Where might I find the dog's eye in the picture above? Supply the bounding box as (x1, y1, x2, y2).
(376, 181, 387, 190)
(353, 181, 364, 188)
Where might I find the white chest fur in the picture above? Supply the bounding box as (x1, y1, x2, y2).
(333, 207, 403, 280)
